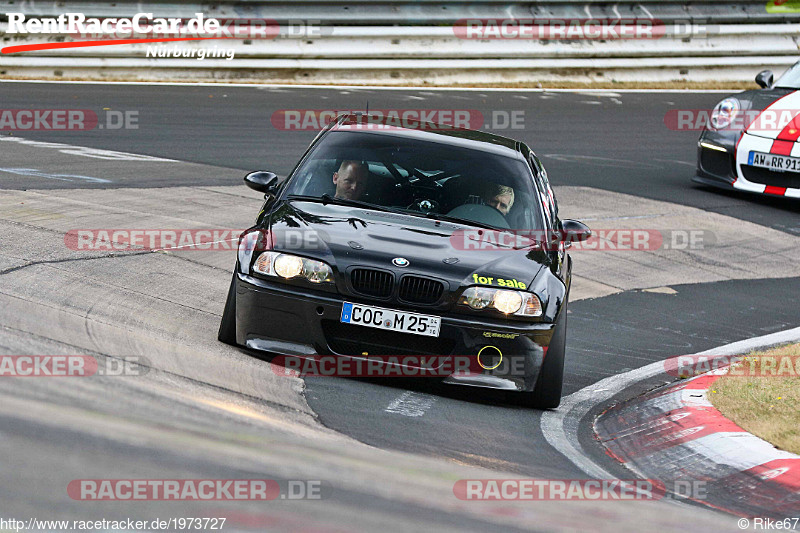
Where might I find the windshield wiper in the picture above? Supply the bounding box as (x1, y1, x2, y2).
(287, 194, 397, 213)
(418, 211, 502, 232)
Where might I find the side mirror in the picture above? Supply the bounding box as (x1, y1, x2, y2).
(244, 171, 280, 195)
(755, 70, 774, 89)
(560, 219, 591, 243)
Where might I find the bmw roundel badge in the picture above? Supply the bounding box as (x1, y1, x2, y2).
(392, 257, 410, 267)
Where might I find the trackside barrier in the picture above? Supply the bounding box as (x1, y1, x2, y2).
(0, 1, 798, 84)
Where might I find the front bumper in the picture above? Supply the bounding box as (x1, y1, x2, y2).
(693, 133, 737, 189)
(733, 132, 800, 198)
(695, 131, 800, 198)
(235, 273, 557, 392)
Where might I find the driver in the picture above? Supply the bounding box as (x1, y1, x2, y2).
(484, 184, 515, 216)
(332, 160, 369, 200)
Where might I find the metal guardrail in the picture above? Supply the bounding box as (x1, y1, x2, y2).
(1, 1, 798, 84)
(3, 1, 799, 24)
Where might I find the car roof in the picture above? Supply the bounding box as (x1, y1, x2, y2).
(327, 113, 525, 159)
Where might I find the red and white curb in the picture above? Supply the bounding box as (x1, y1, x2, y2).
(541, 326, 800, 518)
(596, 369, 800, 517)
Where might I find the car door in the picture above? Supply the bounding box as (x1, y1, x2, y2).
(527, 152, 568, 281)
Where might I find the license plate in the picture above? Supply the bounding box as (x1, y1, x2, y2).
(748, 151, 800, 172)
(340, 302, 441, 337)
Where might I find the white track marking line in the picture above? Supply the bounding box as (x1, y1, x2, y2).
(0, 136, 176, 162)
(0, 167, 112, 183)
(385, 391, 436, 417)
(541, 326, 800, 480)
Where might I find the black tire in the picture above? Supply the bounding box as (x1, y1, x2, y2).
(520, 299, 568, 409)
(218, 272, 238, 345)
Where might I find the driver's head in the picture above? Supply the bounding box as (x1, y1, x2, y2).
(485, 184, 515, 215)
(333, 160, 369, 200)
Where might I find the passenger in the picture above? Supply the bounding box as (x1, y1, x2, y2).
(332, 160, 369, 200)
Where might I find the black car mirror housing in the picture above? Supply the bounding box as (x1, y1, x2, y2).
(244, 171, 280, 195)
(560, 219, 592, 243)
(755, 70, 774, 89)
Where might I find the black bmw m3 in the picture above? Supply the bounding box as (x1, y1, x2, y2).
(218, 114, 590, 408)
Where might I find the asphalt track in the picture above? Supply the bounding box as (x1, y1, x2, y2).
(4, 82, 799, 235)
(2, 80, 799, 530)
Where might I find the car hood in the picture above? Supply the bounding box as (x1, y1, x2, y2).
(737, 87, 795, 113)
(735, 88, 798, 139)
(268, 200, 548, 290)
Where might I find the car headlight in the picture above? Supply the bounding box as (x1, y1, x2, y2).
(493, 290, 523, 314)
(459, 286, 542, 317)
(303, 259, 335, 283)
(274, 254, 304, 278)
(709, 97, 740, 131)
(238, 229, 272, 275)
(462, 286, 495, 310)
(253, 251, 334, 284)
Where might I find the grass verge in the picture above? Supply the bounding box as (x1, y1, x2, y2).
(709, 343, 800, 455)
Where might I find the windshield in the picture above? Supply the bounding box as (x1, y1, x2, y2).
(775, 62, 800, 88)
(285, 131, 544, 231)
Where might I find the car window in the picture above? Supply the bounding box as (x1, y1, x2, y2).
(775, 62, 800, 88)
(286, 131, 545, 231)
(528, 154, 557, 228)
